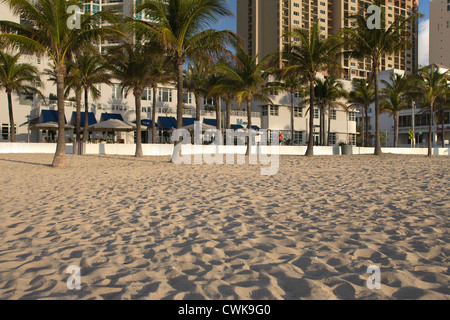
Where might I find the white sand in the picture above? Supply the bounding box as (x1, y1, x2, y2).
(0, 153, 448, 300)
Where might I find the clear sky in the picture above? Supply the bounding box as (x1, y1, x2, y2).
(215, 0, 431, 65)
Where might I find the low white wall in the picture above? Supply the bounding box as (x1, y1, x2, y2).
(0, 143, 73, 154)
(0, 143, 448, 156)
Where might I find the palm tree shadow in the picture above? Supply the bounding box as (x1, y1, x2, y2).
(0, 158, 52, 168)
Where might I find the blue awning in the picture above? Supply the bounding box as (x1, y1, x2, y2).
(158, 116, 177, 129)
(231, 124, 244, 130)
(133, 119, 158, 127)
(41, 110, 66, 124)
(251, 125, 261, 131)
(203, 118, 217, 127)
(183, 118, 196, 126)
(71, 111, 97, 127)
(101, 113, 124, 121)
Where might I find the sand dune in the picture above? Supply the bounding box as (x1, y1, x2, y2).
(0, 153, 448, 300)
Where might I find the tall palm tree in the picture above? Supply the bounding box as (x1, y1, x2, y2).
(284, 23, 344, 156)
(414, 65, 449, 156)
(0, 0, 125, 167)
(314, 76, 348, 146)
(0, 51, 41, 142)
(435, 88, 450, 148)
(109, 43, 159, 157)
(184, 63, 209, 121)
(380, 73, 409, 147)
(348, 78, 375, 147)
(344, 0, 420, 155)
(266, 55, 306, 145)
(133, 0, 236, 140)
(67, 51, 111, 144)
(64, 64, 83, 151)
(213, 44, 273, 155)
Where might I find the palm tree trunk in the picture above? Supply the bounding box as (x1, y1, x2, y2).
(195, 95, 201, 121)
(74, 90, 82, 155)
(135, 91, 143, 157)
(176, 59, 184, 131)
(75, 90, 82, 143)
(290, 89, 295, 145)
(152, 83, 157, 144)
(394, 111, 399, 148)
(52, 64, 67, 168)
(441, 110, 445, 148)
(305, 81, 315, 156)
(215, 97, 221, 131)
(327, 106, 331, 146)
(428, 101, 434, 157)
(246, 99, 252, 156)
(83, 87, 89, 143)
(361, 106, 366, 147)
(319, 104, 324, 146)
(373, 65, 382, 155)
(6, 89, 16, 142)
(226, 98, 231, 130)
(365, 106, 369, 146)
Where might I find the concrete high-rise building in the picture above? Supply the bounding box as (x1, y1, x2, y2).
(237, 0, 419, 78)
(429, 0, 450, 67)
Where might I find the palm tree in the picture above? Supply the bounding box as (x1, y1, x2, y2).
(266, 56, 306, 145)
(414, 65, 449, 156)
(64, 64, 83, 151)
(67, 51, 111, 144)
(284, 23, 344, 156)
(344, 1, 420, 155)
(0, 0, 125, 167)
(316, 76, 349, 146)
(184, 63, 209, 121)
(0, 50, 41, 142)
(348, 78, 375, 147)
(133, 0, 236, 140)
(213, 44, 273, 155)
(109, 43, 160, 157)
(435, 88, 450, 148)
(380, 73, 409, 147)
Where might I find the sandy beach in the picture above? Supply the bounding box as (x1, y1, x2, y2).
(0, 153, 448, 300)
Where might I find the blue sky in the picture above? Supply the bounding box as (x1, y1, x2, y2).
(216, 0, 431, 65)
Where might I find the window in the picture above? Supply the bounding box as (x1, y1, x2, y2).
(294, 11, 299, 16)
(158, 88, 172, 102)
(294, 20, 300, 25)
(294, 3, 299, 7)
(183, 92, 192, 104)
(330, 110, 336, 120)
(2, 124, 9, 140)
(203, 97, 215, 106)
(112, 84, 123, 99)
(294, 131, 303, 145)
(141, 87, 151, 101)
(262, 106, 268, 116)
(270, 106, 279, 116)
(313, 108, 319, 119)
(349, 112, 356, 121)
(294, 107, 302, 117)
(349, 134, 356, 145)
(329, 133, 337, 145)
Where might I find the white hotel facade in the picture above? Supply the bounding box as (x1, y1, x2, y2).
(0, 1, 358, 146)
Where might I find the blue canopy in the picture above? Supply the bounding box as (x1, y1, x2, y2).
(41, 110, 66, 124)
(251, 125, 261, 131)
(101, 113, 124, 121)
(203, 118, 217, 127)
(71, 111, 97, 127)
(133, 119, 158, 127)
(231, 124, 244, 130)
(183, 118, 196, 126)
(158, 116, 177, 129)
